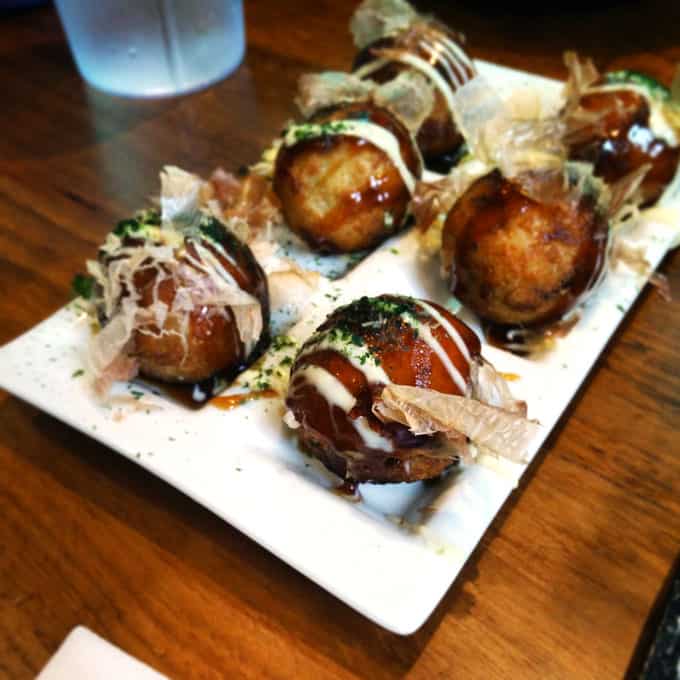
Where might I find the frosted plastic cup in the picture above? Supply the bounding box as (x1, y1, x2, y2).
(54, 0, 245, 98)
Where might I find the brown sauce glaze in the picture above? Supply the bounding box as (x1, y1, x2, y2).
(97, 217, 269, 390)
(286, 295, 480, 484)
(273, 102, 421, 253)
(442, 169, 609, 334)
(567, 89, 679, 206)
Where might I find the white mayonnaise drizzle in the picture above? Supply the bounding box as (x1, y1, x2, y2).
(297, 331, 392, 385)
(352, 416, 394, 452)
(438, 35, 475, 77)
(283, 120, 416, 194)
(354, 30, 473, 135)
(395, 310, 469, 394)
(294, 364, 357, 412)
(357, 53, 459, 130)
(294, 363, 393, 451)
(418, 40, 465, 88)
(415, 300, 471, 363)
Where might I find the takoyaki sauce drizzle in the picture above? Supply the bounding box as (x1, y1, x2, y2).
(133, 363, 249, 411)
(134, 331, 271, 410)
(334, 479, 361, 501)
(483, 314, 581, 356)
(212, 389, 278, 410)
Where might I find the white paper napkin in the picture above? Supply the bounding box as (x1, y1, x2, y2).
(36, 626, 168, 680)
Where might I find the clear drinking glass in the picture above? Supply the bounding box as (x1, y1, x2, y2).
(54, 0, 245, 98)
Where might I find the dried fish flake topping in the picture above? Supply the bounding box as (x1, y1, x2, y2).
(373, 381, 540, 464)
(367, 350, 538, 465)
(296, 72, 374, 119)
(295, 68, 434, 135)
(451, 76, 567, 179)
(372, 68, 435, 131)
(350, 0, 418, 49)
(204, 167, 284, 243)
(85, 167, 265, 397)
(160, 165, 204, 226)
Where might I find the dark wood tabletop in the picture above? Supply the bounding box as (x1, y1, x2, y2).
(1, 1, 679, 678)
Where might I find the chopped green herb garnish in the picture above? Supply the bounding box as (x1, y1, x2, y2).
(616, 304, 626, 313)
(72, 273, 95, 300)
(71, 369, 84, 378)
(308, 295, 425, 359)
(291, 121, 350, 142)
(113, 218, 141, 236)
(604, 70, 670, 101)
(136, 209, 161, 225)
(112, 209, 161, 238)
(270, 334, 297, 351)
(199, 216, 226, 244)
(130, 390, 144, 400)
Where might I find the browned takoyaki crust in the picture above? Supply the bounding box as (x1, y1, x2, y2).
(273, 102, 421, 253)
(100, 216, 269, 384)
(286, 295, 481, 483)
(352, 21, 474, 163)
(441, 169, 609, 330)
(567, 88, 679, 206)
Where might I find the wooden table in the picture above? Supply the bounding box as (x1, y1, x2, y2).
(1, 1, 679, 677)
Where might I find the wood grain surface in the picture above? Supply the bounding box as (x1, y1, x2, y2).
(1, 1, 679, 678)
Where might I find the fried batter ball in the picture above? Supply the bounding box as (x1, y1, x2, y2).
(567, 86, 679, 206)
(285, 295, 481, 483)
(441, 168, 609, 332)
(273, 102, 422, 253)
(92, 211, 269, 388)
(353, 20, 475, 167)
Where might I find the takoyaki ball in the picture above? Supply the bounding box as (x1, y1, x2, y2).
(273, 102, 422, 253)
(441, 169, 609, 329)
(353, 21, 475, 164)
(286, 295, 481, 483)
(567, 87, 679, 206)
(98, 213, 269, 384)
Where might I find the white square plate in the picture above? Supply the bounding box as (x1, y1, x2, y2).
(1, 62, 678, 634)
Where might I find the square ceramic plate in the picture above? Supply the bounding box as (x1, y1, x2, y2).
(1, 62, 679, 635)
